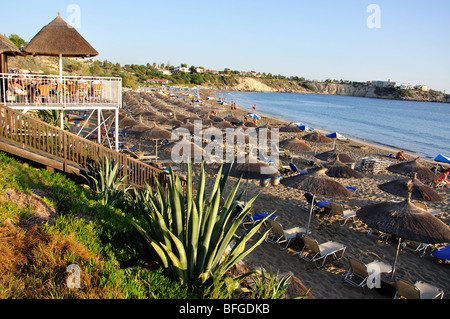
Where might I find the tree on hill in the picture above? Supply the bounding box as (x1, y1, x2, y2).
(8, 34, 27, 49)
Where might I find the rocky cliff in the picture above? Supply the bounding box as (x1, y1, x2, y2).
(216, 77, 450, 103)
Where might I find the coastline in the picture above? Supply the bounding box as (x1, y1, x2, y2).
(211, 89, 444, 167)
(127, 89, 449, 299)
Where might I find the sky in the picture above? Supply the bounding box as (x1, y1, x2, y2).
(1, 0, 449, 92)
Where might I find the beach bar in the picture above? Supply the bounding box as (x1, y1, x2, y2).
(0, 13, 123, 151)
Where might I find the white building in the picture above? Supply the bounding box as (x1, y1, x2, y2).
(415, 85, 429, 91)
(400, 83, 413, 90)
(372, 79, 396, 88)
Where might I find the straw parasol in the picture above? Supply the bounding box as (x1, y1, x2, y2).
(386, 157, 439, 181)
(315, 148, 355, 164)
(377, 173, 443, 202)
(214, 121, 234, 129)
(279, 137, 312, 153)
(302, 132, 333, 144)
(325, 160, 365, 179)
(0, 34, 24, 74)
(23, 13, 98, 79)
(125, 123, 151, 136)
(279, 124, 303, 133)
(161, 138, 203, 162)
(281, 167, 353, 234)
(356, 194, 450, 278)
(140, 124, 172, 161)
(225, 116, 243, 125)
(120, 117, 139, 128)
(224, 154, 281, 202)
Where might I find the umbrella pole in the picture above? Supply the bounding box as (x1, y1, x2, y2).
(391, 237, 402, 279)
(306, 193, 315, 235)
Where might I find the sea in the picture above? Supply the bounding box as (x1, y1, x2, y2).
(221, 91, 450, 161)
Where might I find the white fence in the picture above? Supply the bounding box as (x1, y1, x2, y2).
(0, 73, 122, 108)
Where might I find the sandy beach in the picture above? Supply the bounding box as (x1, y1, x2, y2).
(122, 88, 449, 299)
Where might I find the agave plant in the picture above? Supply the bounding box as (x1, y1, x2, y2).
(132, 161, 273, 286)
(250, 268, 292, 299)
(83, 155, 129, 206)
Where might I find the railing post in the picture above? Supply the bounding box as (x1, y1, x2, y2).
(62, 129, 67, 173)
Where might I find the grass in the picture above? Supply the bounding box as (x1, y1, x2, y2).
(0, 152, 202, 299)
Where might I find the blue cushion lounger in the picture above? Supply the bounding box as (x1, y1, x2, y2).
(242, 212, 278, 229)
(304, 192, 330, 211)
(431, 246, 450, 262)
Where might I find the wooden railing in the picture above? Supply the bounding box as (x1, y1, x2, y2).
(0, 104, 180, 191)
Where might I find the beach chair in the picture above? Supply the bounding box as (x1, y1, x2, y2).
(265, 220, 306, 250)
(431, 245, 450, 263)
(394, 278, 444, 299)
(242, 212, 278, 230)
(414, 202, 444, 218)
(299, 236, 346, 268)
(304, 192, 330, 213)
(401, 240, 433, 257)
(289, 163, 308, 175)
(323, 202, 357, 226)
(343, 256, 392, 289)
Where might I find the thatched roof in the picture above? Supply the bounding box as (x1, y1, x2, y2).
(302, 132, 333, 144)
(386, 157, 439, 181)
(377, 173, 443, 202)
(24, 13, 98, 57)
(279, 137, 312, 152)
(224, 155, 281, 180)
(140, 124, 172, 140)
(325, 160, 365, 179)
(281, 167, 353, 198)
(356, 198, 450, 244)
(315, 149, 355, 164)
(0, 34, 22, 55)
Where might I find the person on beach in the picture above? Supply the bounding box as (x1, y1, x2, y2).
(439, 170, 450, 187)
(395, 151, 408, 161)
(252, 104, 256, 111)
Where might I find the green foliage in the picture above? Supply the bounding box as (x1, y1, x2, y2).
(250, 268, 292, 299)
(37, 110, 70, 130)
(8, 34, 27, 49)
(132, 162, 272, 286)
(82, 156, 130, 206)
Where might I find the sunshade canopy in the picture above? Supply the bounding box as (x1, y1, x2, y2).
(24, 13, 98, 57)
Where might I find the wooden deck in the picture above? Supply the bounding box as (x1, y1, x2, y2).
(0, 104, 182, 191)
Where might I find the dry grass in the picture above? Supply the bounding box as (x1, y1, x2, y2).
(0, 222, 121, 299)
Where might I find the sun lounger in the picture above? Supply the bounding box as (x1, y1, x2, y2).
(431, 245, 450, 263)
(323, 202, 357, 225)
(266, 220, 306, 250)
(401, 240, 433, 257)
(304, 192, 330, 213)
(289, 163, 308, 175)
(242, 212, 278, 230)
(413, 202, 444, 218)
(394, 278, 444, 299)
(299, 236, 346, 268)
(343, 256, 392, 289)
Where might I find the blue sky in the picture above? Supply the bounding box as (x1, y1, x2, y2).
(1, 0, 449, 92)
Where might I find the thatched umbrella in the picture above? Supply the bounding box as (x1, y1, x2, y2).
(214, 121, 234, 129)
(120, 117, 139, 128)
(0, 34, 24, 74)
(356, 194, 450, 278)
(140, 124, 172, 161)
(23, 13, 98, 79)
(386, 157, 439, 181)
(224, 154, 281, 202)
(325, 160, 365, 179)
(279, 124, 303, 133)
(281, 167, 353, 234)
(377, 173, 443, 202)
(315, 148, 355, 164)
(125, 124, 151, 136)
(302, 132, 333, 144)
(161, 138, 203, 163)
(279, 137, 312, 153)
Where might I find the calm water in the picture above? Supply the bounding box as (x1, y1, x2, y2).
(222, 92, 450, 160)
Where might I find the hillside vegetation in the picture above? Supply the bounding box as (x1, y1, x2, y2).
(8, 55, 450, 103)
